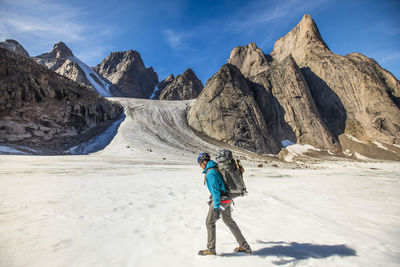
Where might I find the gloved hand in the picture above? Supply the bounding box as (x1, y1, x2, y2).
(214, 206, 225, 211)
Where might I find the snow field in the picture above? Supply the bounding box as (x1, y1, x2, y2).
(1, 156, 399, 267)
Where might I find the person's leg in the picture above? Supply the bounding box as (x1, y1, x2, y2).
(206, 203, 219, 253)
(221, 203, 250, 250)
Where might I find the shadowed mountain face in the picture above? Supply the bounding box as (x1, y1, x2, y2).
(0, 39, 30, 58)
(187, 64, 281, 155)
(0, 48, 123, 154)
(155, 68, 204, 100)
(94, 50, 159, 98)
(228, 42, 339, 151)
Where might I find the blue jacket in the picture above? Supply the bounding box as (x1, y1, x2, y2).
(202, 160, 226, 210)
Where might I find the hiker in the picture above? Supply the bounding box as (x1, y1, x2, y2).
(197, 152, 251, 256)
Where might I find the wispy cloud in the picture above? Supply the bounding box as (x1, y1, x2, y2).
(0, 0, 115, 64)
(366, 22, 400, 36)
(164, 29, 184, 49)
(378, 52, 400, 63)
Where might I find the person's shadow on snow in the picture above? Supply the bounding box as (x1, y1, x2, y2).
(220, 241, 357, 265)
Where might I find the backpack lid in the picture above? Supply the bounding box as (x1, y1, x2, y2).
(216, 149, 233, 163)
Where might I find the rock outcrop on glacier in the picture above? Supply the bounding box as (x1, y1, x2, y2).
(0, 39, 30, 58)
(228, 42, 338, 151)
(94, 50, 159, 98)
(33, 42, 112, 96)
(187, 64, 280, 154)
(154, 68, 203, 100)
(0, 48, 123, 154)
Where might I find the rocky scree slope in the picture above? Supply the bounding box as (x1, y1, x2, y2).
(0, 48, 123, 154)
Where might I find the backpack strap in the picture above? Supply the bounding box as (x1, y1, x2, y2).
(206, 167, 234, 202)
(204, 166, 217, 185)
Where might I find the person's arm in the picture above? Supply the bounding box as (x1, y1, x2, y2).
(207, 170, 221, 210)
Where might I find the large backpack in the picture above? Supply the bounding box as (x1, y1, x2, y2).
(215, 150, 247, 199)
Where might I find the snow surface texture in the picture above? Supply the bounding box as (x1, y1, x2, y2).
(100, 98, 253, 162)
(1, 157, 399, 267)
(70, 56, 112, 97)
(1, 98, 400, 266)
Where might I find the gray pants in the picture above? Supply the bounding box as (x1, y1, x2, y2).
(206, 202, 248, 253)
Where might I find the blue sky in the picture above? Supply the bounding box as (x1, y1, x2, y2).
(1, 0, 399, 84)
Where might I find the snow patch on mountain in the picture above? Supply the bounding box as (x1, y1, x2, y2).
(70, 56, 112, 97)
(0, 146, 29, 155)
(150, 84, 159, 99)
(372, 141, 389, 151)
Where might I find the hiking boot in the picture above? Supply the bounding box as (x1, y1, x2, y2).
(198, 249, 216, 256)
(234, 246, 252, 253)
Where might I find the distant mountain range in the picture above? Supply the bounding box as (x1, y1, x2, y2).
(0, 39, 203, 100)
(1, 14, 399, 160)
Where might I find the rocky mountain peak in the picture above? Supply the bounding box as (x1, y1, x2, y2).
(33, 41, 74, 71)
(95, 50, 158, 98)
(271, 14, 330, 63)
(0, 39, 30, 57)
(187, 63, 280, 154)
(52, 42, 73, 58)
(165, 74, 175, 81)
(157, 68, 204, 100)
(227, 42, 269, 78)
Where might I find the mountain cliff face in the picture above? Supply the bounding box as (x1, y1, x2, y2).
(155, 68, 203, 100)
(270, 14, 400, 159)
(0, 48, 122, 154)
(228, 42, 338, 151)
(189, 14, 399, 160)
(0, 39, 30, 57)
(94, 50, 159, 98)
(33, 42, 112, 96)
(187, 64, 280, 154)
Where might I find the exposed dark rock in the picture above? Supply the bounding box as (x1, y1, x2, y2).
(0, 48, 123, 154)
(94, 50, 159, 98)
(228, 42, 338, 151)
(187, 64, 281, 155)
(0, 39, 30, 57)
(157, 68, 204, 100)
(33, 42, 73, 70)
(151, 74, 174, 100)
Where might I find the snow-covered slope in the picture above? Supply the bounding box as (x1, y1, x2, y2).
(0, 156, 399, 267)
(69, 56, 112, 97)
(98, 98, 265, 162)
